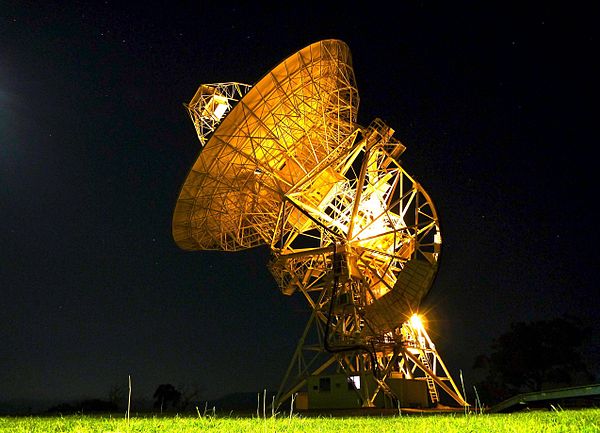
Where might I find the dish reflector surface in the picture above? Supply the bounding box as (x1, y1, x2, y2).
(173, 40, 358, 251)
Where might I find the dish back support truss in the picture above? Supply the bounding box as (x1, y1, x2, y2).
(268, 119, 466, 408)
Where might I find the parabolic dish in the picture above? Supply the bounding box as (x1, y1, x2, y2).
(173, 39, 358, 251)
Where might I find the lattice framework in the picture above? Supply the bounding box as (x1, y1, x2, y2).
(172, 40, 467, 410)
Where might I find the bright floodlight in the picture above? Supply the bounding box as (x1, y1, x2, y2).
(410, 314, 424, 330)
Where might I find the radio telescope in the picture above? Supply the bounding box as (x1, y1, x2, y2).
(173, 39, 468, 410)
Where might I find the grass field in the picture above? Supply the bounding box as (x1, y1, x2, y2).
(1, 409, 599, 433)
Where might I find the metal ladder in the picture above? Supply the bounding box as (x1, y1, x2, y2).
(419, 353, 439, 404)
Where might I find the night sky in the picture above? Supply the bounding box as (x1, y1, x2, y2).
(1, 2, 598, 407)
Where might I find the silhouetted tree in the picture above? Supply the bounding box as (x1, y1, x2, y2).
(153, 384, 182, 412)
(474, 315, 595, 404)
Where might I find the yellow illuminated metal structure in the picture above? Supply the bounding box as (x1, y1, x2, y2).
(173, 40, 467, 409)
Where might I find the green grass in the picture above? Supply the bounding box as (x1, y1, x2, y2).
(1, 409, 599, 433)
